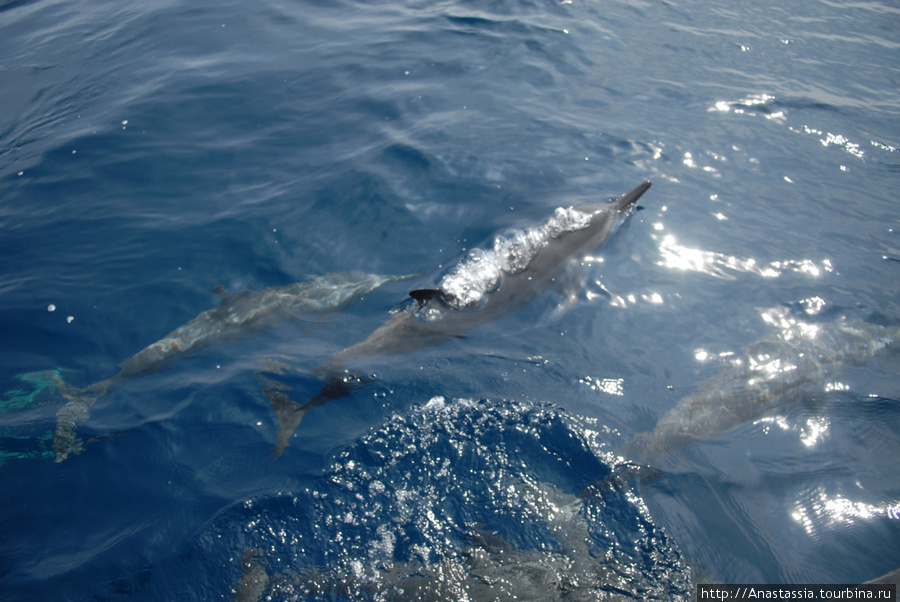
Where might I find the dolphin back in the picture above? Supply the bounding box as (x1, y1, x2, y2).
(622, 316, 900, 460)
(50, 270, 418, 461)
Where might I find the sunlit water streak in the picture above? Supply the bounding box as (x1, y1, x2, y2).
(793, 487, 900, 537)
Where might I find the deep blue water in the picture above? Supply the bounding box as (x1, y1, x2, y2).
(1, 0, 899, 599)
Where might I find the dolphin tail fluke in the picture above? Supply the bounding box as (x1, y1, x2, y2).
(1, 370, 116, 463)
(613, 180, 652, 212)
(265, 389, 308, 459)
(50, 375, 117, 462)
(53, 400, 90, 462)
(266, 373, 375, 458)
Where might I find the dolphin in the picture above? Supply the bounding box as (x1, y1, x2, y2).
(232, 548, 269, 602)
(51, 271, 416, 461)
(266, 181, 652, 455)
(621, 311, 900, 460)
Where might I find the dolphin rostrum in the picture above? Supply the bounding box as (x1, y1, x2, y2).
(621, 310, 900, 460)
(266, 181, 652, 455)
(52, 271, 416, 461)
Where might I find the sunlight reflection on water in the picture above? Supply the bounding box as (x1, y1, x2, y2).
(654, 231, 833, 280)
(793, 488, 900, 536)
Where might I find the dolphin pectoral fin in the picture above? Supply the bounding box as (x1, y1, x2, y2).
(50, 375, 115, 462)
(554, 262, 584, 316)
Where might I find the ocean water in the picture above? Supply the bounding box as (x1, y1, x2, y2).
(1, 0, 898, 599)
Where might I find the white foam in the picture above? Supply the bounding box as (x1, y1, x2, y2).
(422, 396, 447, 412)
(438, 206, 591, 309)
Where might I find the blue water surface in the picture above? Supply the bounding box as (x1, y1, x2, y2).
(1, 0, 899, 599)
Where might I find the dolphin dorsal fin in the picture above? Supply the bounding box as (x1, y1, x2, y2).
(211, 285, 230, 299)
(409, 288, 444, 305)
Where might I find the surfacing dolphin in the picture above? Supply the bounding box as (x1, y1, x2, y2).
(266, 181, 652, 455)
(621, 309, 900, 460)
(52, 271, 416, 461)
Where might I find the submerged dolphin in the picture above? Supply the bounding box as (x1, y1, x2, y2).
(52, 271, 415, 461)
(622, 311, 900, 460)
(266, 181, 652, 454)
